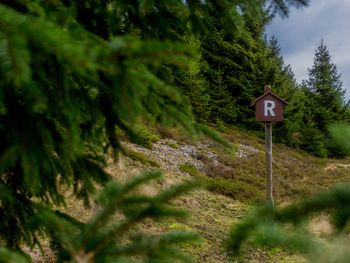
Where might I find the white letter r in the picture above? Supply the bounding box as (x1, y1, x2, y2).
(264, 100, 275, 117)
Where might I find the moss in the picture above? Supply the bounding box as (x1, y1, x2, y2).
(123, 149, 160, 167)
(179, 163, 199, 176)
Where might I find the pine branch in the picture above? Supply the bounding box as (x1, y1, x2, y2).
(227, 183, 350, 262)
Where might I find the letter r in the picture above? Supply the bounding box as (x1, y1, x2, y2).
(264, 100, 275, 117)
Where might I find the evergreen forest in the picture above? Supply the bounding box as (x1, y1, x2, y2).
(1, 0, 350, 262)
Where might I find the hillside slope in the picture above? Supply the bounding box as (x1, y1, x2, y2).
(106, 126, 350, 262)
(29, 126, 350, 262)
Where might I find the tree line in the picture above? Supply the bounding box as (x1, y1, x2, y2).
(176, 20, 350, 157)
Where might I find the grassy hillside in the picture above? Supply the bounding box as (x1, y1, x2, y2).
(113, 126, 350, 262)
(28, 126, 350, 262)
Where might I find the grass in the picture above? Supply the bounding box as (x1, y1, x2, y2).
(157, 126, 194, 143)
(199, 126, 350, 202)
(179, 163, 200, 176)
(35, 125, 350, 263)
(122, 148, 160, 167)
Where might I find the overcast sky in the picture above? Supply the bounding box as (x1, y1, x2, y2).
(266, 0, 350, 99)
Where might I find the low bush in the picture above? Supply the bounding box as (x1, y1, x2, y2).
(123, 148, 160, 167)
(204, 177, 263, 201)
(132, 125, 161, 149)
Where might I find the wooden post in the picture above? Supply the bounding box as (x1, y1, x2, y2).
(265, 122, 273, 205)
(253, 84, 287, 205)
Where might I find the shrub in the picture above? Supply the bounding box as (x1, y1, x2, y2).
(123, 148, 160, 167)
(131, 126, 161, 149)
(204, 177, 262, 201)
(179, 163, 200, 176)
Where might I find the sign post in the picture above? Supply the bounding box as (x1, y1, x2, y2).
(266, 122, 272, 203)
(253, 85, 287, 205)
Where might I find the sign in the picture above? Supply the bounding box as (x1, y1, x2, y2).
(253, 88, 287, 122)
(252, 85, 287, 205)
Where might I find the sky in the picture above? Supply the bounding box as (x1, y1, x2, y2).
(266, 0, 350, 99)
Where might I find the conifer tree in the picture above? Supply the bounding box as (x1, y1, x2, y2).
(227, 182, 350, 262)
(302, 39, 350, 156)
(0, 0, 258, 260)
(171, 37, 211, 123)
(199, 16, 300, 131)
(0, 0, 309, 261)
(306, 39, 347, 130)
(266, 38, 307, 147)
(265, 0, 309, 17)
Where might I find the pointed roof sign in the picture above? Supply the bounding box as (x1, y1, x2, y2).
(253, 85, 288, 122)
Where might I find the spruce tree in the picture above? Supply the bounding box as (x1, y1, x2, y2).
(170, 36, 211, 123)
(227, 182, 350, 262)
(0, 0, 258, 260)
(266, 38, 307, 147)
(306, 39, 347, 130)
(302, 39, 350, 156)
(0, 0, 309, 261)
(199, 15, 300, 131)
(265, 0, 310, 17)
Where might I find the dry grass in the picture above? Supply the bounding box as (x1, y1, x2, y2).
(308, 214, 334, 237)
(207, 127, 350, 203)
(112, 126, 350, 262)
(26, 126, 350, 262)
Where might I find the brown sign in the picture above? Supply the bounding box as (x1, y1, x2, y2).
(253, 88, 287, 122)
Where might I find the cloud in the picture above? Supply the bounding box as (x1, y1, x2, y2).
(266, 0, 350, 98)
(283, 48, 314, 80)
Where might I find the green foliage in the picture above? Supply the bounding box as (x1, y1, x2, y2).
(299, 40, 350, 157)
(276, 87, 306, 147)
(267, 37, 307, 148)
(266, 0, 309, 17)
(0, 0, 311, 261)
(196, 13, 306, 138)
(306, 40, 347, 130)
(200, 30, 260, 127)
(0, 0, 203, 249)
(299, 121, 328, 158)
(3, 172, 200, 262)
(189, 22, 350, 158)
(40, 171, 199, 262)
(328, 123, 350, 155)
(129, 125, 160, 149)
(0, 247, 29, 263)
(226, 183, 350, 262)
(226, 122, 350, 262)
(0, 0, 218, 250)
(171, 36, 211, 123)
